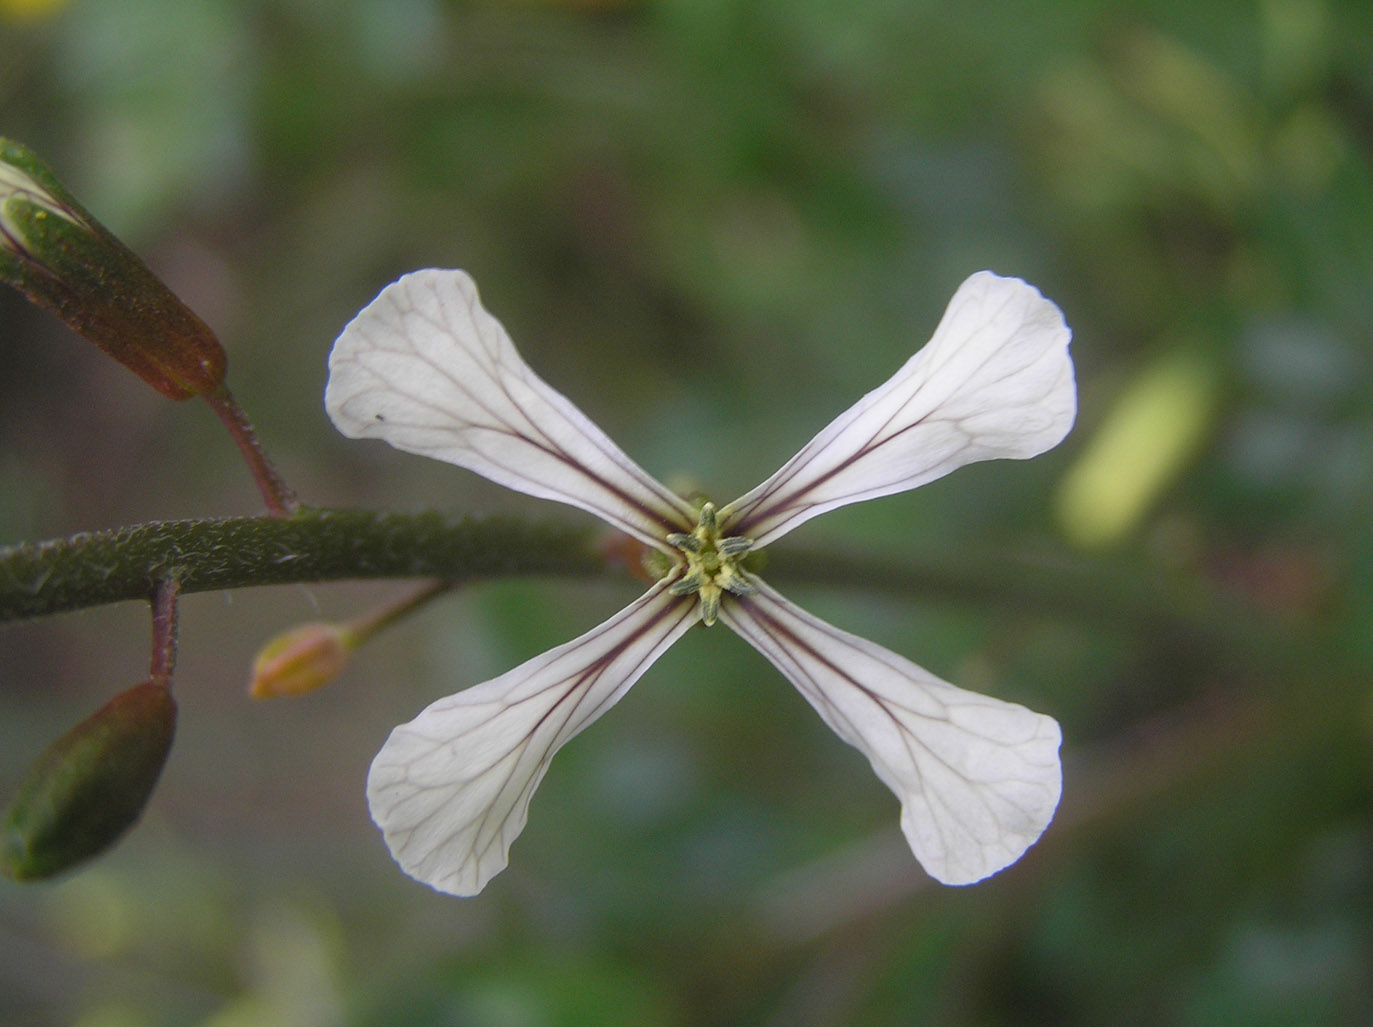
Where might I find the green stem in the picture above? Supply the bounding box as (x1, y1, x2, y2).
(0, 508, 604, 622)
(1, 509, 1295, 682)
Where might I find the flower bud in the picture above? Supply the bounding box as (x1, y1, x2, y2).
(2, 682, 176, 881)
(0, 138, 226, 400)
(249, 622, 356, 699)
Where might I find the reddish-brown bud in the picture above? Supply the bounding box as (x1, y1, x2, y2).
(1, 138, 226, 400)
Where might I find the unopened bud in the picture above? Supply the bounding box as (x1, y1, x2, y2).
(2, 682, 177, 881)
(0, 138, 226, 400)
(249, 622, 356, 699)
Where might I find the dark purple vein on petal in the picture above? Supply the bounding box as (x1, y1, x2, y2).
(417, 276, 694, 531)
(728, 285, 1050, 540)
(384, 586, 696, 880)
(725, 595, 1001, 857)
(341, 276, 693, 539)
(417, 277, 692, 533)
(723, 586, 1035, 810)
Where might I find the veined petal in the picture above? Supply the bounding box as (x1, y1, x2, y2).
(719, 578, 1061, 885)
(721, 272, 1076, 547)
(367, 578, 699, 896)
(326, 269, 696, 549)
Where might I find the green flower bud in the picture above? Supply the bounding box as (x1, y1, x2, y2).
(2, 681, 177, 881)
(0, 138, 226, 400)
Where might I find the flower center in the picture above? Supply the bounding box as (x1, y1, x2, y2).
(666, 501, 755, 627)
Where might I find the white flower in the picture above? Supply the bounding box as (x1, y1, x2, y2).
(326, 268, 1075, 896)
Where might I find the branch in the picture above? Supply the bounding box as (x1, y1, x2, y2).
(1, 507, 605, 621)
(2, 507, 1293, 682)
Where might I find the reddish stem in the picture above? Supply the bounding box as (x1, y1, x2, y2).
(148, 577, 180, 688)
(202, 385, 298, 518)
(346, 578, 456, 642)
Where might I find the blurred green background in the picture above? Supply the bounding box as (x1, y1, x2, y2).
(2, 0, 1370, 1024)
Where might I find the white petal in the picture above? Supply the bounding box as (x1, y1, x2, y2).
(720, 578, 1061, 885)
(367, 579, 699, 896)
(721, 272, 1076, 547)
(326, 269, 696, 549)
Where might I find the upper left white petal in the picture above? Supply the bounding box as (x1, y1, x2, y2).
(326, 269, 696, 548)
(367, 577, 699, 896)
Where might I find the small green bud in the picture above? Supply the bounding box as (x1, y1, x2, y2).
(0, 138, 226, 400)
(2, 681, 177, 881)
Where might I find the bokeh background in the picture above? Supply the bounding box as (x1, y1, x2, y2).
(3, 0, 1371, 1024)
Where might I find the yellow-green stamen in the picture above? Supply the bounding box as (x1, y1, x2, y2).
(666, 501, 755, 626)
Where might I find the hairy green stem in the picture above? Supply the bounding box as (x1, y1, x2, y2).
(2, 507, 1289, 684)
(0, 508, 604, 622)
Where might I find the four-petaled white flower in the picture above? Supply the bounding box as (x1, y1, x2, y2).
(325, 268, 1076, 897)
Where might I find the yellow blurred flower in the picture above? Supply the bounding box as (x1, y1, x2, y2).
(0, 0, 70, 24)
